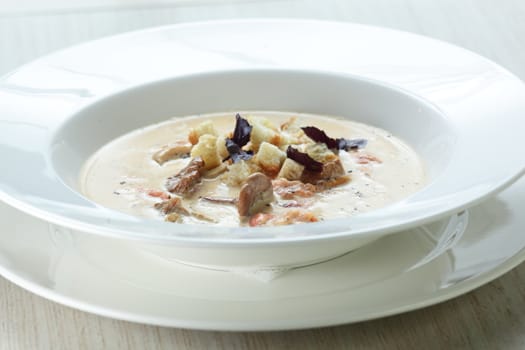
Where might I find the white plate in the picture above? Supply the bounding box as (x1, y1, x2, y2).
(0, 19, 524, 248)
(1, 176, 524, 331)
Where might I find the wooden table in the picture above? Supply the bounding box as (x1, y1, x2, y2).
(1, 1, 525, 348)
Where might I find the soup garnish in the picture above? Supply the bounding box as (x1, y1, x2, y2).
(80, 111, 426, 227)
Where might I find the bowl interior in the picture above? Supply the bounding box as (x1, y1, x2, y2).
(51, 69, 455, 193)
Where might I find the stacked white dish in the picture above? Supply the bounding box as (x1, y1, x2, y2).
(0, 20, 524, 330)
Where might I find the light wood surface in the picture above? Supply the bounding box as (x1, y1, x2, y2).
(1, 1, 525, 349)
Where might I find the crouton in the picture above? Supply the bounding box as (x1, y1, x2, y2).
(250, 122, 281, 152)
(188, 120, 218, 145)
(256, 142, 286, 176)
(305, 143, 337, 163)
(277, 158, 305, 181)
(190, 134, 221, 170)
(247, 115, 278, 131)
(216, 136, 229, 160)
(222, 160, 253, 186)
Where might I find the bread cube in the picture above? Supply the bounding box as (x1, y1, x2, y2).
(190, 134, 221, 170)
(216, 136, 229, 160)
(277, 158, 305, 181)
(247, 115, 278, 131)
(305, 143, 337, 163)
(188, 120, 218, 145)
(256, 142, 286, 175)
(222, 160, 252, 186)
(250, 123, 281, 151)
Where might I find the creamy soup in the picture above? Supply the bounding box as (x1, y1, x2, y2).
(80, 111, 426, 226)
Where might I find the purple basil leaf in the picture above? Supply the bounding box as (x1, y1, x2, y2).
(286, 146, 323, 172)
(301, 126, 338, 149)
(301, 126, 367, 151)
(223, 114, 254, 163)
(232, 113, 252, 148)
(337, 138, 368, 151)
(224, 138, 253, 163)
(230, 151, 253, 163)
(225, 138, 241, 155)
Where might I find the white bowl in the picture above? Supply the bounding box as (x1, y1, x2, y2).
(52, 69, 453, 268)
(1, 19, 524, 269)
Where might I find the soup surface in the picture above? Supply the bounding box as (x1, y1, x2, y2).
(80, 111, 426, 226)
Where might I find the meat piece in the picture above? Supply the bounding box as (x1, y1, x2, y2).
(153, 141, 192, 165)
(238, 172, 275, 217)
(272, 178, 316, 199)
(165, 157, 205, 196)
(300, 158, 346, 185)
(154, 197, 190, 215)
(273, 171, 350, 199)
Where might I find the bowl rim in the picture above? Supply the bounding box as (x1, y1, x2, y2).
(0, 18, 524, 246)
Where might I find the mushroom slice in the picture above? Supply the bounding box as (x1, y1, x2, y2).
(153, 141, 192, 165)
(165, 157, 205, 196)
(154, 197, 190, 216)
(238, 172, 275, 217)
(201, 196, 238, 205)
(155, 197, 217, 223)
(189, 209, 217, 223)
